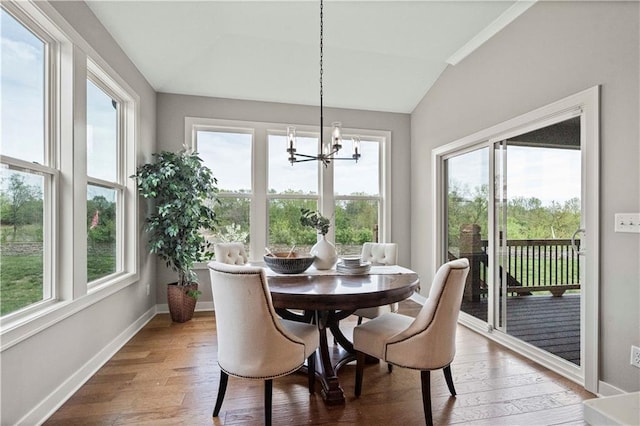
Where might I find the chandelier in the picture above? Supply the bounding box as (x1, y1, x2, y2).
(287, 0, 361, 167)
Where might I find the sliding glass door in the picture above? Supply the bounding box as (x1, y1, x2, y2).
(445, 147, 490, 323)
(494, 118, 583, 366)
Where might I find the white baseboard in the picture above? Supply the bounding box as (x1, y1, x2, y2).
(598, 380, 627, 397)
(23, 306, 157, 426)
(156, 301, 214, 314)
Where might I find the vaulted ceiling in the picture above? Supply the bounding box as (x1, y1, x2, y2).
(86, 1, 532, 113)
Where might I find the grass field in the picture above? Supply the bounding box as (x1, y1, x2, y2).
(1, 248, 115, 316)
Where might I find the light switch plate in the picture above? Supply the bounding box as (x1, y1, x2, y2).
(614, 213, 640, 233)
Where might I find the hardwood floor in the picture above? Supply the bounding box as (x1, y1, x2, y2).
(44, 300, 594, 425)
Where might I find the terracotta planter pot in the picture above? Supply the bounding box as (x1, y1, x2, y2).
(167, 283, 198, 323)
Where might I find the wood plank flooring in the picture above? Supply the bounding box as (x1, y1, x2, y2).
(44, 300, 594, 425)
(461, 294, 581, 364)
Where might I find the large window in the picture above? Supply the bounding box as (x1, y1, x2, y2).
(268, 132, 319, 253)
(86, 78, 119, 284)
(0, 2, 138, 325)
(334, 138, 381, 255)
(196, 130, 252, 257)
(188, 118, 388, 260)
(1, 6, 52, 316)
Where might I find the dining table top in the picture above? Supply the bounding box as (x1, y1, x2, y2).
(261, 264, 420, 311)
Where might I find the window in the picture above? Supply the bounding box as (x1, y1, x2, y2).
(1, 6, 53, 316)
(268, 132, 319, 253)
(0, 1, 138, 327)
(187, 118, 388, 260)
(86, 78, 119, 283)
(334, 138, 382, 255)
(195, 129, 252, 257)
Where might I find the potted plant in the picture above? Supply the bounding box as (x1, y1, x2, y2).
(300, 208, 337, 270)
(132, 147, 218, 322)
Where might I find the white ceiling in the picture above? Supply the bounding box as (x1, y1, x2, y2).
(86, 1, 529, 113)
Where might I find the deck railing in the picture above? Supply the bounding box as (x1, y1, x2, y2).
(456, 224, 581, 301)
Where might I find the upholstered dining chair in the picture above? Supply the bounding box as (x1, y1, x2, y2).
(208, 262, 319, 425)
(353, 242, 399, 324)
(213, 242, 248, 265)
(353, 258, 470, 426)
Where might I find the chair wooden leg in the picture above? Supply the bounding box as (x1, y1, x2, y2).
(357, 316, 364, 325)
(420, 370, 433, 426)
(354, 351, 366, 397)
(212, 371, 228, 417)
(264, 379, 273, 426)
(443, 365, 456, 396)
(307, 354, 316, 394)
(387, 363, 394, 373)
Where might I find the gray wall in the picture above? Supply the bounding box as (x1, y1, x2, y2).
(0, 2, 157, 424)
(155, 93, 412, 305)
(410, 1, 639, 392)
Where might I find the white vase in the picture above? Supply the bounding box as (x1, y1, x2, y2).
(310, 235, 338, 270)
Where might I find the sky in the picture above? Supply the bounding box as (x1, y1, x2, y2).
(196, 130, 380, 196)
(2, 8, 116, 202)
(448, 145, 581, 206)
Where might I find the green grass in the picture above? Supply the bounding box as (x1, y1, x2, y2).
(0, 253, 44, 315)
(1, 251, 115, 316)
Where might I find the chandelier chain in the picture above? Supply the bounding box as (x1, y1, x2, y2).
(319, 0, 324, 143)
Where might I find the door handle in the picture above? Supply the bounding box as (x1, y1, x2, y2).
(571, 228, 585, 255)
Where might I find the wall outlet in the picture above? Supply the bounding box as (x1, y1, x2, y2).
(631, 345, 640, 368)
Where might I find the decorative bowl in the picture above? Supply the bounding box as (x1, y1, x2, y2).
(263, 253, 315, 274)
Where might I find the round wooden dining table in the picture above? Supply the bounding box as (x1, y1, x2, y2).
(266, 268, 420, 405)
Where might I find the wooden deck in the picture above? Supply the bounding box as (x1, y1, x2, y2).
(461, 294, 580, 365)
(43, 299, 593, 425)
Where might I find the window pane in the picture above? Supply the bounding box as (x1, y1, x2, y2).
(1, 9, 45, 164)
(334, 140, 379, 196)
(206, 197, 251, 257)
(87, 80, 118, 182)
(0, 168, 45, 315)
(269, 134, 318, 194)
(335, 199, 379, 255)
(268, 198, 318, 253)
(87, 185, 117, 281)
(198, 131, 252, 193)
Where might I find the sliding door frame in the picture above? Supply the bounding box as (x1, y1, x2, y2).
(432, 86, 599, 392)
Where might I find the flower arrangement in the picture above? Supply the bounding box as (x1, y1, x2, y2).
(300, 208, 331, 236)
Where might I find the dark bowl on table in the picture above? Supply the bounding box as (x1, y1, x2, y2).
(263, 252, 315, 274)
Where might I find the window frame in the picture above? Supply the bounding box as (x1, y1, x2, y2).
(0, 0, 139, 348)
(185, 117, 390, 262)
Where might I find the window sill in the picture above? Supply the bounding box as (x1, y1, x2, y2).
(0, 272, 138, 352)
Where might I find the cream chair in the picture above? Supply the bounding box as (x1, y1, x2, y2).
(354, 242, 399, 324)
(213, 242, 248, 265)
(353, 258, 470, 426)
(208, 262, 319, 425)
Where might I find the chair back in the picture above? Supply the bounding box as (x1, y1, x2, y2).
(385, 258, 469, 370)
(214, 242, 248, 265)
(208, 261, 310, 378)
(361, 242, 398, 265)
